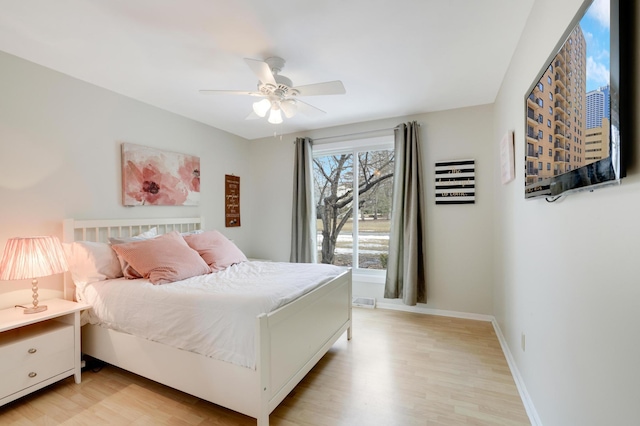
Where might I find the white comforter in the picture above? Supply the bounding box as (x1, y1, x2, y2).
(79, 261, 345, 369)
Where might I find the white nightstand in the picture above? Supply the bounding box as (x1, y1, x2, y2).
(0, 298, 87, 406)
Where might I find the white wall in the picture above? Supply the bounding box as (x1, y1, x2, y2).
(248, 105, 496, 316)
(0, 50, 252, 308)
(493, 0, 640, 424)
(5, 5, 637, 421)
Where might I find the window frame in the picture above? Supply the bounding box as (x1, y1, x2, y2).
(312, 135, 394, 281)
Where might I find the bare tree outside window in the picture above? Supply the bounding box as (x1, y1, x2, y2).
(313, 149, 394, 269)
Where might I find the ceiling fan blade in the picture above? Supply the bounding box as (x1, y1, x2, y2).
(295, 99, 326, 117)
(244, 58, 277, 86)
(199, 90, 262, 96)
(293, 80, 346, 96)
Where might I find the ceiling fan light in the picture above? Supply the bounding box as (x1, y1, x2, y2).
(252, 98, 271, 117)
(268, 107, 283, 124)
(281, 99, 298, 118)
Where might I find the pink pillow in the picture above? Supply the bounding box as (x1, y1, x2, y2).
(111, 231, 211, 284)
(183, 230, 247, 271)
(109, 227, 158, 279)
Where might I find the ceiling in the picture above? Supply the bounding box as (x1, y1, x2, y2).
(0, 0, 534, 140)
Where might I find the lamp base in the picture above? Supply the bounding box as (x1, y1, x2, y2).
(23, 305, 47, 314)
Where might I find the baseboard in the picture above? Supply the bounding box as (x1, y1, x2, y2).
(375, 302, 494, 322)
(491, 319, 543, 426)
(375, 302, 541, 425)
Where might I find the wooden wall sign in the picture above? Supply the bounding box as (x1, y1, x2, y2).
(225, 174, 240, 227)
(434, 159, 475, 205)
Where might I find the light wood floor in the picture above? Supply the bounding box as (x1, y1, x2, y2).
(0, 308, 530, 425)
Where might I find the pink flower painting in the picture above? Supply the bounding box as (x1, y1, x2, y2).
(122, 143, 200, 206)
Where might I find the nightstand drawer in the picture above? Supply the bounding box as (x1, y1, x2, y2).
(0, 348, 74, 397)
(0, 321, 75, 397)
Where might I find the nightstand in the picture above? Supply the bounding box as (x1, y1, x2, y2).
(0, 298, 87, 406)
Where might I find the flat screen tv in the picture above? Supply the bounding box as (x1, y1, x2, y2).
(524, 0, 630, 200)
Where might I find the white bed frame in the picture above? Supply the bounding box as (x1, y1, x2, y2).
(62, 217, 352, 426)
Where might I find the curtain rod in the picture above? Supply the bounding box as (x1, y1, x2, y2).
(292, 123, 421, 144)
(312, 127, 395, 142)
(312, 123, 421, 142)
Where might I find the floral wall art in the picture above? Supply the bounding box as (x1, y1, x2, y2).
(121, 143, 200, 206)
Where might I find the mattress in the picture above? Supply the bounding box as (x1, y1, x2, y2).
(79, 261, 345, 368)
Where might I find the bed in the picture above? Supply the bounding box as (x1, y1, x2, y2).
(62, 217, 352, 426)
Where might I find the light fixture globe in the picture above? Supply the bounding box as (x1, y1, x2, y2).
(268, 105, 283, 124)
(280, 99, 298, 118)
(252, 98, 271, 117)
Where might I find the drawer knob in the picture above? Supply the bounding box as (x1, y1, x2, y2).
(28, 348, 37, 354)
(28, 372, 37, 378)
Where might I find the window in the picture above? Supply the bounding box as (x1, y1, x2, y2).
(538, 130, 543, 140)
(548, 76, 552, 85)
(547, 119, 551, 127)
(538, 146, 543, 155)
(313, 139, 394, 272)
(547, 163, 551, 170)
(538, 82, 544, 92)
(527, 142, 534, 155)
(549, 148, 552, 156)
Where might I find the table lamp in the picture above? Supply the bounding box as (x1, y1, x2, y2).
(0, 236, 68, 314)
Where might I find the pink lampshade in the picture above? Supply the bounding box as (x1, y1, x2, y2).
(0, 236, 68, 281)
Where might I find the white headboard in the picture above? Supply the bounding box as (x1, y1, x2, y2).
(62, 217, 203, 299)
(62, 217, 203, 244)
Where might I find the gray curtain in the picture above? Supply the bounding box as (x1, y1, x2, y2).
(384, 121, 427, 305)
(290, 137, 316, 263)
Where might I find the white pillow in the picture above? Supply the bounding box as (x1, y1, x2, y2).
(63, 241, 123, 286)
(109, 227, 158, 278)
(108, 227, 157, 244)
(180, 229, 204, 236)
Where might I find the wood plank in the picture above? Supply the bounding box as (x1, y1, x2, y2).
(0, 308, 529, 425)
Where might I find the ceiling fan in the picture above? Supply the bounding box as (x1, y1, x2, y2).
(199, 57, 346, 124)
